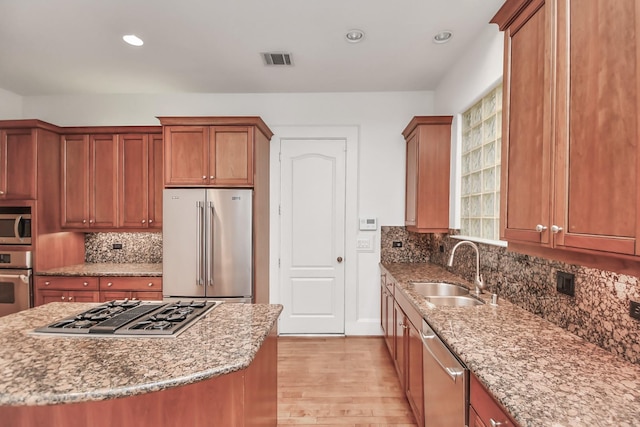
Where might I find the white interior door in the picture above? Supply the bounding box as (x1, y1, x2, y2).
(279, 138, 346, 334)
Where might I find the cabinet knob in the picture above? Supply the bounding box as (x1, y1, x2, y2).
(535, 224, 547, 232)
(132, 297, 137, 301)
(107, 282, 113, 287)
(61, 296, 65, 301)
(202, 176, 207, 180)
(148, 282, 154, 287)
(82, 219, 87, 224)
(210, 176, 214, 180)
(141, 220, 146, 224)
(89, 219, 94, 224)
(148, 219, 153, 224)
(490, 419, 506, 427)
(45, 281, 50, 286)
(551, 225, 563, 234)
(83, 282, 89, 287)
(68, 296, 73, 301)
(0, 190, 4, 195)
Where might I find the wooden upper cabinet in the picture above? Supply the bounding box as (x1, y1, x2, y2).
(402, 116, 453, 233)
(160, 117, 273, 188)
(497, 0, 552, 246)
(554, 0, 640, 255)
(62, 133, 118, 229)
(118, 133, 163, 229)
(0, 128, 37, 199)
(163, 126, 209, 185)
(210, 126, 254, 185)
(493, 0, 640, 266)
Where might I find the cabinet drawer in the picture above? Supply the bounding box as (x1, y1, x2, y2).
(36, 276, 99, 291)
(99, 277, 162, 291)
(470, 373, 519, 427)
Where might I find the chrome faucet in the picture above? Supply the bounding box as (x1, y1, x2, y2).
(447, 240, 485, 295)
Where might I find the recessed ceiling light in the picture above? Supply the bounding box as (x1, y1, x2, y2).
(122, 34, 144, 47)
(345, 29, 365, 43)
(433, 30, 453, 44)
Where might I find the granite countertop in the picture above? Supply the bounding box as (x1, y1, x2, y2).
(0, 302, 282, 406)
(381, 262, 640, 427)
(37, 263, 163, 277)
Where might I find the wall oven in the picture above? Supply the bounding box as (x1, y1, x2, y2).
(0, 207, 32, 245)
(0, 251, 32, 317)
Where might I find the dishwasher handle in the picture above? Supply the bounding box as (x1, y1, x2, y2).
(421, 329, 465, 382)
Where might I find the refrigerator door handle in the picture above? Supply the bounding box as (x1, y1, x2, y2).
(207, 201, 214, 287)
(196, 201, 204, 286)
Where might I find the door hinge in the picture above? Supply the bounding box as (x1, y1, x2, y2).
(279, 151, 282, 162)
(279, 205, 281, 215)
(278, 258, 281, 268)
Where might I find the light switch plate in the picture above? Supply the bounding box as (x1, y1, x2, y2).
(356, 236, 374, 252)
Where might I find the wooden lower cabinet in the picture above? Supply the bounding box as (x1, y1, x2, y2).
(35, 276, 163, 306)
(388, 285, 424, 426)
(470, 372, 520, 427)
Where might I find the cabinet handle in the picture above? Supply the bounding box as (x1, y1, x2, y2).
(147, 282, 154, 287)
(490, 419, 506, 427)
(141, 220, 146, 224)
(107, 282, 113, 287)
(551, 225, 563, 234)
(535, 224, 547, 232)
(399, 322, 408, 329)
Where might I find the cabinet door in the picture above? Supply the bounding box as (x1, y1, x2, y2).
(406, 321, 424, 427)
(468, 406, 487, 427)
(66, 290, 100, 303)
(393, 302, 407, 389)
(164, 126, 209, 185)
(148, 133, 163, 228)
(0, 128, 36, 199)
(405, 132, 418, 226)
(210, 126, 253, 185)
(91, 134, 118, 228)
(62, 134, 90, 228)
(37, 289, 66, 305)
(553, 0, 640, 255)
(500, 0, 553, 245)
(119, 134, 149, 228)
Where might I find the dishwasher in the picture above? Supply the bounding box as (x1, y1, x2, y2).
(421, 319, 468, 426)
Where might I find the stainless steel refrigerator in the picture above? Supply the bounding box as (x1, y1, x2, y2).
(163, 188, 253, 302)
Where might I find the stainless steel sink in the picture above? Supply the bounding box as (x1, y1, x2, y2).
(411, 282, 470, 297)
(424, 295, 485, 307)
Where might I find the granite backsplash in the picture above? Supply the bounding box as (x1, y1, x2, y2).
(381, 226, 640, 365)
(85, 232, 162, 264)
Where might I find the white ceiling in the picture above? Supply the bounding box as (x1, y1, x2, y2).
(0, 0, 505, 96)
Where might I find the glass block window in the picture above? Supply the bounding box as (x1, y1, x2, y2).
(460, 84, 502, 241)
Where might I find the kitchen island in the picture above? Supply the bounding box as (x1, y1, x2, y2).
(382, 262, 640, 427)
(0, 301, 282, 426)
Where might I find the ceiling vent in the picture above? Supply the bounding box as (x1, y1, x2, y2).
(262, 52, 293, 66)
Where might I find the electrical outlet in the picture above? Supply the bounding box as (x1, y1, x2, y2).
(439, 245, 444, 253)
(556, 271, 575, 297)
(392, 241, 402, 248)
(630, 301, 640, 321)
(112, 243, 123, 250)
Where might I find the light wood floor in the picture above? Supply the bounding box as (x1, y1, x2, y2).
(277, 336, 418, 427)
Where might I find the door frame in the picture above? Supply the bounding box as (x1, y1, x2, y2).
(269, 126, 359, 334)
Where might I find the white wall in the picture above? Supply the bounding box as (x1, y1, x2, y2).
(21, 90, 434, 334)
(433, 25, 504, 229)
(0, 87, 23, 119)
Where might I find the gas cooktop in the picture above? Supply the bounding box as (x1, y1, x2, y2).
(33, 300, 221, 337)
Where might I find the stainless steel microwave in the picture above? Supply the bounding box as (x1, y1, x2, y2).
(0, 207, 32, 245)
